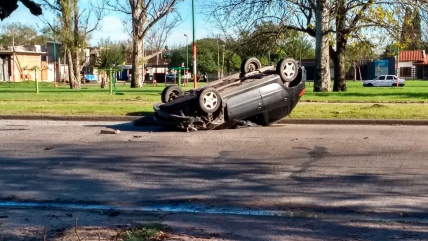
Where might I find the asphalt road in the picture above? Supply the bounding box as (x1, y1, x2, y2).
(1, 120, 428, 240)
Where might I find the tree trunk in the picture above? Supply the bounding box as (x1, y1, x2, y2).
(314, 0, 331, 92)
(131, 15, 143, 88)
(72, 0, 81, 89)
(353, 63, 357, 81)
(67, 50, 80, 89)
(73, 49, 81, 86)
(101, 73, 106, 88)
(358, 64, 362, 81)
(333, 0, 347, 92)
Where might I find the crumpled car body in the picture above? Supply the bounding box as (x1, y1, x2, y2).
(154, 59, 306, 131)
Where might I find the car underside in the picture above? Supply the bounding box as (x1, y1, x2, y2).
(153, 57, 306, 131)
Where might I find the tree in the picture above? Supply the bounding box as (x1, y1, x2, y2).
(346, 41, 376, 81)
(0, 0, 42, 20)
(401, 7, 422, 50)
(145, 16, 181, 51)
(0, 23, 53, 47)
(95, 38, 126, 88)
(42, 0, 104, 89)
(314, 0, 331, 92)
(229, 23, 315, 64)
(105, 0, 180, 88)
(0, 23, 38, 46)
(210, 0, 425, 92)
(169, 38, 220, 74)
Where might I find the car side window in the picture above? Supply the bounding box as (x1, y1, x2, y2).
(386, 76, 394, 80)
(378, 76, 385, 80)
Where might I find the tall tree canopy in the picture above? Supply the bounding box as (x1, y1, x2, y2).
(42, 0, 104, 89)
(401, 7, 422, 50)
(0, 23, 53, 47)
(169, 38, 242, 75)
(209, 0, 428, 92)
(104, 0, 181, 88)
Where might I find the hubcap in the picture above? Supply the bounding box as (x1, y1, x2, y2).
(168, 90, 180, 101)
(203, 92, 218, 110)
(248, 63, 257, 72)
(283, 61, 296, 77)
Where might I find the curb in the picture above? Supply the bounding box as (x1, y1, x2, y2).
(0, 115, 140, 122)
(0, 115, 427, 126)
(277, 118, 428, 126)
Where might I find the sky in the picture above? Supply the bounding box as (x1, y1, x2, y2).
(1, 0, 216, 47)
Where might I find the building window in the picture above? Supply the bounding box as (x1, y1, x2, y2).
(400, 67, 412, 77)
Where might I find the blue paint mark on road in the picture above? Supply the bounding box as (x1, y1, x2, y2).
(0, 201, 279, 217)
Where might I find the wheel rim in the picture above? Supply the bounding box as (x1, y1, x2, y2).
(283, 61, 296, 77)
(168, 90, 180, 101)
(203, 91, 218, 110)
(248, 63, 257, 72)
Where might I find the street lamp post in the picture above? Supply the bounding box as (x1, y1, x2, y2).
(222, 45, 225, 78)
(192, 0, 197, 88)
(217, 39, 220, 80)
(142, 38, 145, 87)
(184, 34, 189, 80)
(53, 37, 57, 87)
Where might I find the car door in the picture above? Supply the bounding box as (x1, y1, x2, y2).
(259, 82, 291, 123)
(259, 82, 289, 110)
(375, 75, 385, 86)
(226, 88, 264, 121)
(385, 75, 394, 86)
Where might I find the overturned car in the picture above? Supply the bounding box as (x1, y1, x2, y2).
(153, 57, 306, 131)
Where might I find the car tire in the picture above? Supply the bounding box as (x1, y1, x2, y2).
(276, 58, 298, 82)
(198, 87, 221, 114)
(240, 57, 262, 75)
(367, 83, 373, 87)
(161, 85, 184, 103)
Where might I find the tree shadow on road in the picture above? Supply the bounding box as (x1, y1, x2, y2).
(1, 143, 428, 240)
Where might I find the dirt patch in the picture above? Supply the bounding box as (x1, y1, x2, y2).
(370, 104, 386, 108)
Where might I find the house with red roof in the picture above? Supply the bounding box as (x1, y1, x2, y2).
(398, 50, 428, 79)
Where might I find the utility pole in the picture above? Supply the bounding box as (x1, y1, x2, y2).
(217, 39, 220, 80)
(142, 38, 145, 86)
(192, 0, 197, 88)
(184, 34, 189, 80)
(222, 45, 225, 78)
(54, 37, 57, 87)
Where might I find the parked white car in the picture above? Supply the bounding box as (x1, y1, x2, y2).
(363, 75, 405, 87)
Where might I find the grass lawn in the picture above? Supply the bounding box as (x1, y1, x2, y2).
(0, 80, 427, 119)
(303, 80, 428, 103)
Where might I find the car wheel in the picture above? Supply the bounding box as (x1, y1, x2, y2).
(161, 85, 184, 103)
(276, 58, 298, 82)
(198, 87, 221, 114)
(240, 57, 262, 75)
(367, 83, 373, 87)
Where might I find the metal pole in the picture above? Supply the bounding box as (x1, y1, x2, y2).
(192, 0, 197, 88)
(12, 38, 15, 82)
(142, 38, 145, 87)
(185, 34, 189, 83)
(35, 69, 39, 93)
(396, 45, 399, 87)
(217, 39, 220, 80)
(222, 45, 225, 78)
(109, 68, 113, 95)
(54, 39, 57, 87)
